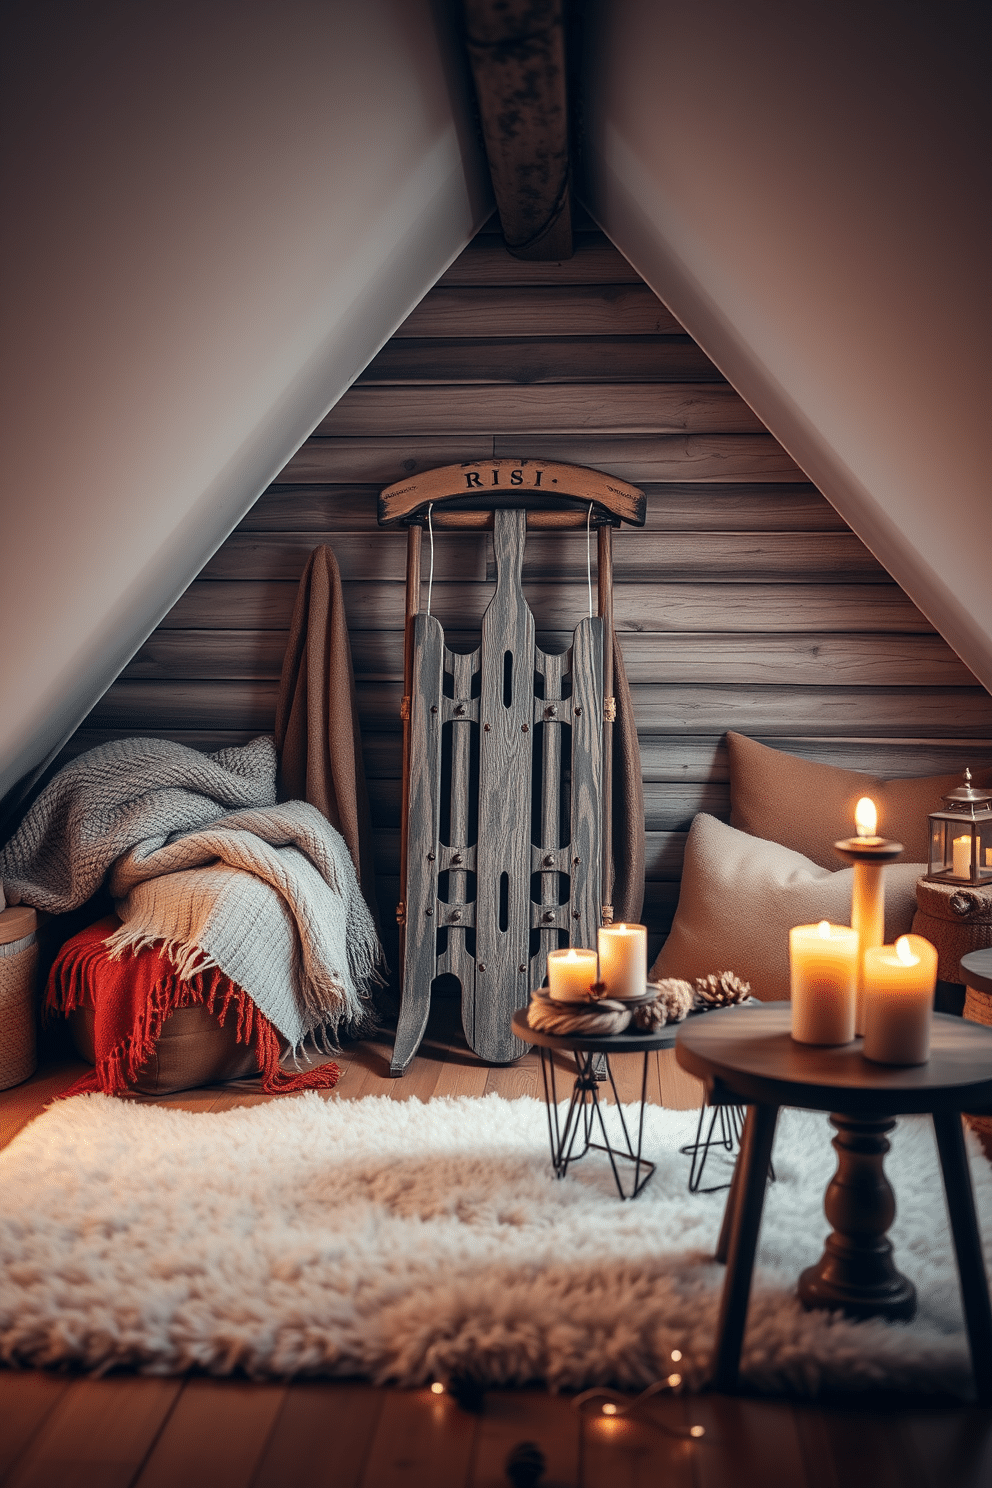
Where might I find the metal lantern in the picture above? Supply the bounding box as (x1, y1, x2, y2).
(925, 769, 992, 885)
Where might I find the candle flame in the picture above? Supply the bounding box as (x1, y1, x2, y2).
(565, 948, 578, 962)
(895, 936, 919, 966)
(855, 797, 877, 837)
(817, 920, 831, 938)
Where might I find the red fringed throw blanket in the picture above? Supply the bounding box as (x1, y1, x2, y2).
(46, 917, 340, 1097)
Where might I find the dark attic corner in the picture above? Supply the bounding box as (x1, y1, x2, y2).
(1, 2, 991, 1485)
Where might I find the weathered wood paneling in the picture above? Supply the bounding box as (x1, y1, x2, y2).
(86, 678, 992, 739)
(238, 483, 848, 532)
(122, 629, 976, 689)
(280, 433, 801, 484)
(63, 222, 989, 976)
(199, 531, 486, 583)
(316, 383, 764, 436)
(167, 580, 931, 633)
(200, 529, 886, 584)
(358, 337, 724, 385)
(436, 235, 642, 284)
(397, 285, 683, 336)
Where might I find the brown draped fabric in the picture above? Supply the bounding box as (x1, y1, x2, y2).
(611, 634, 645, 924)
(275, 546, 379, 927)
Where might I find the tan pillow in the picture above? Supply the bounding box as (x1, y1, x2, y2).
(727, 732, 990, 870)
(649, 813, 924, 1001)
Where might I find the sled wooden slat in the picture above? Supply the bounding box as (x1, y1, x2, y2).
(438, 649, 480, 1035)
(534, 648, 568, 990)
(474, 510, 535, 1063)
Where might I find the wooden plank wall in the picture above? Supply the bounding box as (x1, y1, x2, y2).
(65, 215, 992, 973)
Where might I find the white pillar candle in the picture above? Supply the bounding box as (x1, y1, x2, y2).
(789, 921, 859, 1045)
(851, 860, 885, 1036)
(953, 835, 972, 879)
(850, 798, 884, 1037)
(862, 934, 937, 1065)
(546, 947, 598, 1002)
(597, 923, 647, 1000)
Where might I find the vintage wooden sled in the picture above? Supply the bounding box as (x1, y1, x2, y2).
(379, 459, 645, 1075)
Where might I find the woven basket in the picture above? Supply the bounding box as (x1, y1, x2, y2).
(911, 878, 992, 983)
(0, 907, 38, 1091)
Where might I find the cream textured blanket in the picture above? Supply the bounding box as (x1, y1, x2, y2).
(106, 803, 379, 1046)
(0, 736, 381, 1048)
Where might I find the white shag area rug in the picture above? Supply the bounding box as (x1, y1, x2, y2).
(1, 1092, 990, 1398)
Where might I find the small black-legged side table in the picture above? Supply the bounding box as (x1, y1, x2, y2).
(511, 1009, 679, 1200)
(676, 1003, 992, 1402)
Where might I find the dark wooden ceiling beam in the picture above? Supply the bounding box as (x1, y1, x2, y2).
(462, 0, 573, 260)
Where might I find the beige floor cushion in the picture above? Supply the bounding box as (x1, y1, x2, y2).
(70, 1004, 261, 1095)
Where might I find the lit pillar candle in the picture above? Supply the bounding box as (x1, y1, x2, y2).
(546, 946, 598, 1002)
(597, 923, 647, 1000)
(953, 835, 972, 879)
(833, 798, 904, 1037)
(862, 934, 938, 1065)
(789, 921, 859, 1045)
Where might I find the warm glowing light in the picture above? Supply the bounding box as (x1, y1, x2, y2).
(817, 919, 831, 939)
(601, 1401, 618, 1416)
(855, 797, 878, 837)
(690, 1425, 706, 1439)
(895, 935, 919, 966)
(670, 1349, 682, 1362)
(430, 1382, 445, 1395)
(667, 1373, 682, 1388)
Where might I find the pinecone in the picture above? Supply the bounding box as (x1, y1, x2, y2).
(694, 971, 751, 1009)
(505, 1440, 546, 1487)
(636, 978, 695, 1029)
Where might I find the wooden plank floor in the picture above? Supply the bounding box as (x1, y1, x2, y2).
(2, 1000, 990, 1488)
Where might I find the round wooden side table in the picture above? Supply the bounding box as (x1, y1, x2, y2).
(510, 1008, 679, 1200)
(676, 1002, 992, 1401)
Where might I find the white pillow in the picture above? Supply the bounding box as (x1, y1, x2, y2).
(650, 814, 924, 1001)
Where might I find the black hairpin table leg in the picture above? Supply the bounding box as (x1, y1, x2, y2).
(537, 1045, 656, 1200)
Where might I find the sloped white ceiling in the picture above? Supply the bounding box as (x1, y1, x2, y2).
(0, 0, 491, 802)
(2, 0, 988, 809)
(581, 0, 991, 697)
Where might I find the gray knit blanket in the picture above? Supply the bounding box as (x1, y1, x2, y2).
(0, 737, 382, 1048)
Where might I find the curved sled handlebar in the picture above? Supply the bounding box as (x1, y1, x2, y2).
(379, 458, 645, 528)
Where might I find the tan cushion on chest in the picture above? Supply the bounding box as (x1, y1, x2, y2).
(727, 732, 991, 869)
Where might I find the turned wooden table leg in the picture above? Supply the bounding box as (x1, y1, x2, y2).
(932, 1111, 992, 1405)
(710, 1102, 779, 1392)
(798, 1112, 916, 1320)
(716, 1138, 744, 1264)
